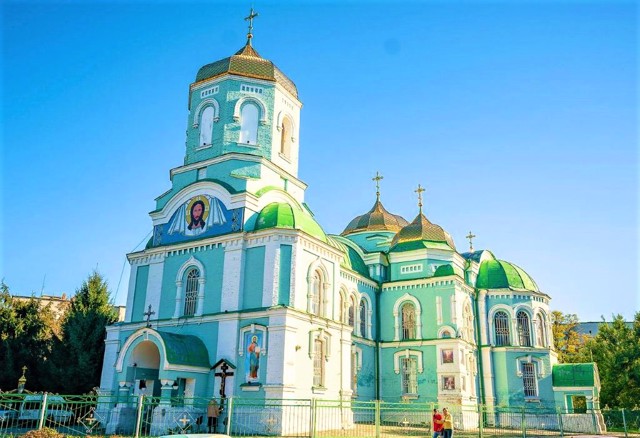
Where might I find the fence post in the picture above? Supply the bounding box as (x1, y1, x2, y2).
(134, 395, 144, 438)
(310, 398, 318, 438)
(477, 403, 483, 438)
(226, 397, 234, 436)
(521, 405, 526, 438)
(37, 392, 48, 430)
(557, 408, 564, 438)
(621, 408, 628, 438)
(375, 400, 381, 438)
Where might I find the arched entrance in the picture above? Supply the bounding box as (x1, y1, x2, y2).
(129, 340, 161, 397)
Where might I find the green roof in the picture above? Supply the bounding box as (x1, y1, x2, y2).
(552, 363, 598, 387)
(327, 235, 371, 278)
(433, 264, 455, 277)
(157, 331, 210, 368)
(253, 202, 327, 242)
(476, 259, 539, 291)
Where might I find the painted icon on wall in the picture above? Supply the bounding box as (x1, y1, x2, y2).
(441, 349, 454, 364)
(244, 332, 263, 383)
(168, 195, 226, 237)
(443, 376, 456, 390)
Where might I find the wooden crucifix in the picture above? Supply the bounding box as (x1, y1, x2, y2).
(215, 362, 234, 399)
(143, 305, 155, 328)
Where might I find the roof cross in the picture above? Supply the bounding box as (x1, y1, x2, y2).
(466, 231, 476, 252)
(414, 184, 425, 213)
(144, 304, 155, 328)
(244, 7, 259, 46)
(372, 171, 384, 201)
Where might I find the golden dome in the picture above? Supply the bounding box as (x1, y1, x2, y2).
(390, 213, 456, 251)
(341, 200, 409, 236)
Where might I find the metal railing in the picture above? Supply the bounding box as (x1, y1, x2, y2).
(0, 393, 638, 437)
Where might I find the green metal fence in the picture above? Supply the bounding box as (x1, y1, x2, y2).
(0, 393, 638, 437)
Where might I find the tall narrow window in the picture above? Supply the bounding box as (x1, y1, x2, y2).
(536, 314, 546, 347)
(339, 293, 345, 323)
(494, 311, 510, 346)
(462, 303, 474, 342)
(522, 362, 537, 397)
(310, 271, 322, 316)
(239, 103, 259, 145)
(401, 303, 416, 340)
(517, 311, 532, 347)
(401, 357, 418, 394)
(350, 350, 358, 394)
(280, 117, 292, 158)
(313, 339, 324, 387)
(359, 299, 367, 338)
(183, 269, 199, 316)
(348, 296, 355, 328)
(199, 106, 214, 146)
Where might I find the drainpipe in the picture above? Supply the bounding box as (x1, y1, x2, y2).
(375, 275, 382, 400)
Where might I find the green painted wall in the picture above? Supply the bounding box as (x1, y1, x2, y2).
(131, 265, 149, 322)
(242, 246, 265, 309)
(278, 244, 292, 305)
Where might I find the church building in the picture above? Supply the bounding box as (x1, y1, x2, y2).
(98, 12, 602, 435)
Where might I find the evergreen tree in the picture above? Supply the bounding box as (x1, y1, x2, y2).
(52, 272, 118, 394)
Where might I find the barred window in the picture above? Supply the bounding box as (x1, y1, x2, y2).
(522, 362, 537, 397)
(494, 311, 510, 346)
(183, 269, 199, 316)
(401, 357, 418, 394)
(313, 339, 324, 387)
(348, 296, 355, 328)
(401, 303, 416, 340)
(536, 314, 546, 347)
(359, 299, 367, 337)
(310, 271, 322, 316)
(517, 311, 532, 347)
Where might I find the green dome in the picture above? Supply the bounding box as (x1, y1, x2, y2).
(254, 202, 326, 242)
(194, 44, 298, 98)
(327, 235, 370, 278)
(390, 213, 456, 252)
(476, 259, 539, 292)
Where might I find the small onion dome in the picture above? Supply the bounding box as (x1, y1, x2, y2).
(341, 200, 409, 236)
(476, 259, 539, 292)
(253, 202, 326, 242)
(389, 213, 456, 252)
(194, 43, 298, 98)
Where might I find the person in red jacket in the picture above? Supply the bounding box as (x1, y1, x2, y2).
(432, 408, 444, 438)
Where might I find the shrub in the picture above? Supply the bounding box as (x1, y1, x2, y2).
(19, 428, 64, 438)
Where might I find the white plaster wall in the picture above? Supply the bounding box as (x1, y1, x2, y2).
(221, 239, 244, 311)
(270, 87, 302, 177)
(124, 263, 138, 323)
(99, 327, 122, 392)
(145, 258, 165, 320)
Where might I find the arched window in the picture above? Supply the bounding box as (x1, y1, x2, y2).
(494, 311, 510, 346)
(359, 299, 367, 337)
(313, 338, 324, 387)
(339, 292, 345, 323)
(517, 311, 532, 347)
(183, 268, 199, 316)
(441, 330, 452, 339)
(401, 303, 416, 340)
(462, 303, 474, 342)
(199, 106, 214, 147)
(536, 313, 546, 347)
(239, 103, 259, 145)
(280, 117, 292, 158)
(310, 271, 322, 317)
(348, 296, 355, 328)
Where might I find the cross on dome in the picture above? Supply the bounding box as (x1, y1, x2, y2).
(466, 231, 476, 252)
(372, 171, 384, 201)
(244, 7, 259, 46)
(414, 184, 425, 213)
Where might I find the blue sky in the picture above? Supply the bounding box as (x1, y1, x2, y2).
(2, 0, 637, 321)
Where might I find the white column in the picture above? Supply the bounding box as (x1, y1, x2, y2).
(262, 242, 280, 307)
(173, 281, 183, 318)
(195, 277, 206, 316)
(146, 258, 165, 319)
(221, 241, 244, 311)
(477, 290, 495, 408)
(124, 263, 138, 323)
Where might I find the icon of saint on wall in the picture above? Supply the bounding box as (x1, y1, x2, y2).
(167, 195, 226, 237)
(245, 333, 262, 383)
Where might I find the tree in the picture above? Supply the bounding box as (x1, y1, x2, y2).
(51, 272, 118, 394)
(589, 312, 640, 408)
(551, 311, 590, 363)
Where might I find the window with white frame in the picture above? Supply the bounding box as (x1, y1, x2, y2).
(462, 302, 474, 342)
(310, 271, 323, 317)
(359, 299, 367, 337)
(401, 302, 417, 340)
(348, 296, 355, 328)
(339, 291, 346, 323)
(183, 268, 199, 316)
(494, 311, 510, 346)
(313, 339, 325, 387)
(536, 313, 546, 347)
(401, 357, 418, 395)
(239, 102, 259, 144)
(199, 106, 214, 147)
(280, 116, 292, 158)
(517, 311, 532, 347)
(522, 362, 537, 397)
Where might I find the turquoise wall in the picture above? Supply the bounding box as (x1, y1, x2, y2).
(234, 316, 270, 398)
(131, 265, 149, 322)
(355, 344, 376, 400)
(278, 244, 292, 305)
(491, 350, 555, 408)
(379, 345, 439, 402)
(242, 246, 265, 309)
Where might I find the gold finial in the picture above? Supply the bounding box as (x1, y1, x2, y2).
(414, 184, 425, 213)
(244, 7, 259, 46)
(466, 231, 476, 252)
(372, 171, 384, 201)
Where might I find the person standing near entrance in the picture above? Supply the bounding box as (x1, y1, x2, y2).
(207, 398, 220, 433)
(432, 408, 444, 438)
(442, 407, 453, 438)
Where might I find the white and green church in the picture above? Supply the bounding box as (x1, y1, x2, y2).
(99, 19, 602, 435)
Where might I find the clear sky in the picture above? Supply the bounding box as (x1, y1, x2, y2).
(2, 0, 637, 321)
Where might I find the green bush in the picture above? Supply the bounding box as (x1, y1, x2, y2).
(19, 427, 64, 438)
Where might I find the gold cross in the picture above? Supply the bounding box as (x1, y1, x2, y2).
(414, 184, 425, 212)
(466, 231, 476, 252)
(179, 415, 190, 427)
(372, 171, 383, 200)
(244, 7, 259, 45)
